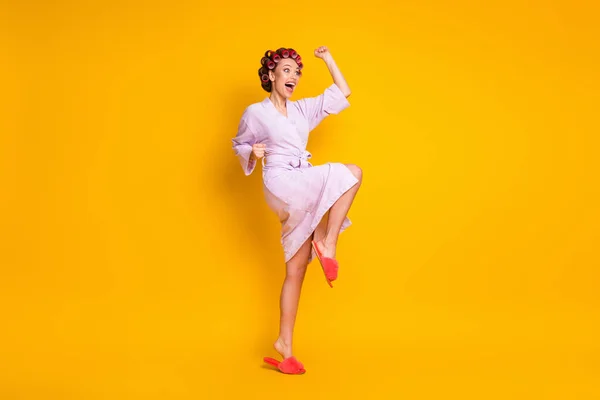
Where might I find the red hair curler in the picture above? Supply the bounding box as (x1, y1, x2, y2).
(297, 61, 303, 69)
(261, 74, 269, 83)
(267, 60, 275, 69)
(290, 50, 298, 59)
(272, 54, 281, 63)
(281, 49, 290, 58)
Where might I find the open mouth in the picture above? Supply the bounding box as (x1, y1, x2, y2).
(284, 82, 296, 91)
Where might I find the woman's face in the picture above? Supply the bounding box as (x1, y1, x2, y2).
(269, 58, 301, 99)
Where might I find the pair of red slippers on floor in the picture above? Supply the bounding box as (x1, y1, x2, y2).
(263, 240, 338, 375)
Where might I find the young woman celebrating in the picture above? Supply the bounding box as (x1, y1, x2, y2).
(232, 46, 363, 374)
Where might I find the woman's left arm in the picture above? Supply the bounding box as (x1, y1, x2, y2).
(315, 46, 351, 98)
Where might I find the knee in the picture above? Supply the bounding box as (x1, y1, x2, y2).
(345, 163, 363, 182)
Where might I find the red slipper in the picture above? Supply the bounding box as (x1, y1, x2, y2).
(263, 356, 306, 374)
(311, 240, 338, 288)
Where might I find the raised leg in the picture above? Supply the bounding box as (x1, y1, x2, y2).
(315, 164, 363, 259)
(274, 236, 312, 359)
(312, 210, 330, 243)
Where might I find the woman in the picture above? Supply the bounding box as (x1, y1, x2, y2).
(231, 46, 363, 374)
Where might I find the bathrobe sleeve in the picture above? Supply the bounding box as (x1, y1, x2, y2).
(231, 113, 258, 176)
(295, 83, 350, 131)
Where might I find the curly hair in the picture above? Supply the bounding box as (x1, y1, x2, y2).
(257, 47, 303, 92)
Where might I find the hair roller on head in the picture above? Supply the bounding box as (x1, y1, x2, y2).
(295, 55, 302, 63)
(262, 80, 272, 92)
(290, 50, 298, 59)
(297, 61, 303, 69)
(281, 49, 290, 58)
(261, 74, 269, 83)
(261, 56, 269, 65)
(267, 60, 275, 69)
(272, 53, 281, 63)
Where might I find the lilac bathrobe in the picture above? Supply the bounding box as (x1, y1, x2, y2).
(232, 83, 359, 263)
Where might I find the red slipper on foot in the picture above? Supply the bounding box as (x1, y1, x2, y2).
(311, 240, 338, 288)
(264, 356, 306, 374)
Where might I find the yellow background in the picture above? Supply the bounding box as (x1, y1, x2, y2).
(2, 0, 599, 398)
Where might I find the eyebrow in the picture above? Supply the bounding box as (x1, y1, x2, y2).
(281, 63, 300, 69)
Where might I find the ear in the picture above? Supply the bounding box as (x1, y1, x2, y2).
(268, 70, 275, 82)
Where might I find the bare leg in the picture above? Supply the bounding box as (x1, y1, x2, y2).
(274, 237, 312, 359)
(315, 164, 363, 259)
(312, 210, 330, 243)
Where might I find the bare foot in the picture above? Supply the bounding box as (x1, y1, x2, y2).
(315, 238, 336, 259)
(274, 337, 292, 359)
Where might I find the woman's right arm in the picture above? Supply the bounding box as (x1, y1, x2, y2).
(232, 110, 267, 175)
(232, 117, 258, 176)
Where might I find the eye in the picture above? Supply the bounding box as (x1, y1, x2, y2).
(284, 68, 290, 72)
